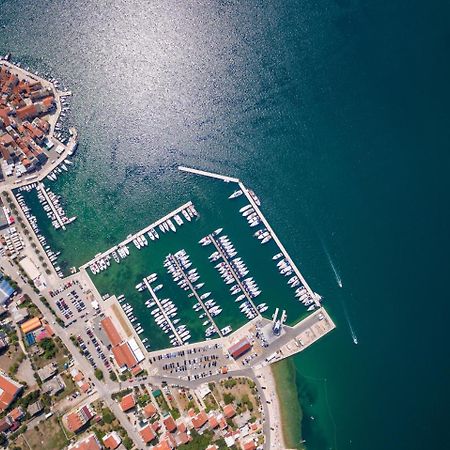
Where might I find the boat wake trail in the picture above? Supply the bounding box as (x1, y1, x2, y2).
(321, 241, 343, 288)
(342, 302, 358, 345)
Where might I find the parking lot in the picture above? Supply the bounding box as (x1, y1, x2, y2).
(150, 342, 229, 381)
(49, 279, 94, 326)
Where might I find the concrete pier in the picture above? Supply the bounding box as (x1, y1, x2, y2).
(178, 166, 240, 184)
(169, 254, 222, 337)
(143, 278, 182, 345)
(81, 201, 194, 269)
(36, 182, 66, 230)
(238, 182, 321, 308)
(208, 234, 261, 318)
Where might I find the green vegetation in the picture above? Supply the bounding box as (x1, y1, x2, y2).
(94, 368, 104, 380)
(223, 393, 235, 405)
(137, 393, 150, 407)
(109, 371, 117, 381)
(222, 378, 237, 389)
(170, 407, 181, 420)
(39, 338, 57, 359)
(102, 407, 115, 425)
(123, 437, 133, 450)
(180, 430, 222, 450)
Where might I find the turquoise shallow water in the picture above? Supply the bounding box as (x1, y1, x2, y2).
(2, 1, 450, 449)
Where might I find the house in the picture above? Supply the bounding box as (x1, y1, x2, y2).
(66, 404, 95, 433)
(8, 406, 24, 422)
(68, 434, 102, 450)
(20, 316, 41, 334)
(102, 431, 121, 449)
(0, 371, 23, 411)
(241, 439, 256, 450)
(27, 400, 43, 417)
(0, 417, 12, 433)
(41, 374, 65, 396)
(120, 393, 135, 412)
(223, 404, 236, 419)
(37, 362, 57, 382)
(163, 414, 177, 432)
(143, 402, 157, 419)
(139, 424, 156, 444)
(191, 410, 208, 430)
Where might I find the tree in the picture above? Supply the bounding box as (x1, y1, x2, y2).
(223, 393, 235, 405)
(94, 369, 104, 380)
(109, 371, 117, 381)
(102, 408, 114, 425)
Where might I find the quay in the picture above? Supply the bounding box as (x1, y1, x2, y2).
(208, 233, 261, 317)
(80, 201, 194, 269)
(178, 166, 321, 309)
(178, 166, 240, 184)
(168, 253, 223, 337)
(238, 182, 321, 307)
(143, 277, 183, 345)
(36, 182, 66, 230)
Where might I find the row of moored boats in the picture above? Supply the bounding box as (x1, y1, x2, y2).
(36, 183, 76, 229)
(15, 186, 64, 277)
(89, 204, 198, 275)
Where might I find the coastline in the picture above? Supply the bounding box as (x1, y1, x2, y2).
(271, 358, 305, 450)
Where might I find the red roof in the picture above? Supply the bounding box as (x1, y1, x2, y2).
(163, 414, 177, 432)
(139, 425, 156, 443)
(192, 410, 208, 429)
(223, 404, 236, 419)
(68, 434, 101, 450)
(0, 373, 22, 412)
(228, 337, 252, 359)
(120, 393, 135, 412)
(208, 415, 219, 429)
(100, 317, 122, 347)
(242, 440, 256, 450)
(112, 342, 138, 369)
(102, 433, 121, 449)
(143, 403, 157, 418)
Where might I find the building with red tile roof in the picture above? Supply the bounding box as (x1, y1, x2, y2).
(68, 434, 102, 450)
(0, 371, 23, 412)
(112, 342, 138, 369)
(8, 406, 24, 422)
(208, 415, 219, 429)
(191, 410, 208, 429)
(153, 441, 172, 450)
(143, 402, 157, 418)
(223, 404, 236, 419)
(175, 432, 191, 446)
(228, 337, 252, 359)
(102, 432, 121, 449)
(66, 404, 95, 433)
(163, 414, 177, 432)
(139, 424, 156, 443)
(120, 393, 136, 412)
(100, 317, 123, 347)
(241, 439, 256, 450)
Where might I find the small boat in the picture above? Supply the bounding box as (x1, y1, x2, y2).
(273, 253, 283, 260)
(239, 204, 252, 213)
(228, 190, 242, 199)
(213, 227, 223, 236)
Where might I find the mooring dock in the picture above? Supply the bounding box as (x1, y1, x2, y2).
(237, 183, 320, 307)
(168, 254, 222, 338)
(178, 166, 321, 308)
(208, 233, 261, 317)
(81, 201, 194, 269)
(143, 278, 183, 345)
(36, 182, 66, 230)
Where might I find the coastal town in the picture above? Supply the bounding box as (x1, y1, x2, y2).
(0, 56, 336, 450)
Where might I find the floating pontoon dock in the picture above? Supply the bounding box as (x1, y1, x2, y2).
(36, 182, 66, 230)
(169, 254, 222, 337)
(208, 233, 261, 317)
(144, 278, 183, 345)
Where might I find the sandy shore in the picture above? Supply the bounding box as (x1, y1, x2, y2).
(254, 364, 289, 449)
